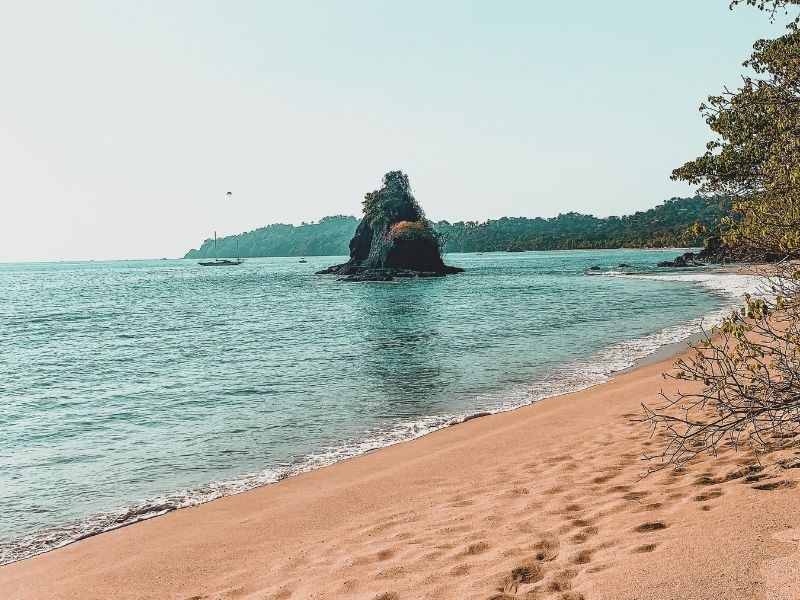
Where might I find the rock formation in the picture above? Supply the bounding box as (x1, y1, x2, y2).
(317, 171, 463, 281)
(657, 235, 783, 268)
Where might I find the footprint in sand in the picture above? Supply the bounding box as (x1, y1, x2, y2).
(545, 454, 571, 465)
(633, 521, 667, 533)
(376, 566, 406, 580)
(372, 593, 399, 600)
(450, 498, 474, 507)
(571, 549, 593, 565)
(752, 479, 797, 491)
(523, 500, 546, 512)
(463, 541, 490, 556)
(622, 490, 649, 501)
(547, 568, 578, 592)
(571, 527, 599, 543)
(724, 464, 764, 482)
(534, 537, 560, 561)
(588, 563, 610, 573)
(499, 561, 546, 593)
(560, 593, 587, 600)
(591, 473, 617, 484)
(450, 564, 471, 576)
(607, 485, 631, 493)
(632, 543, 658, 553)
(694, 489, 724, 501)
(570, 518, 594, 528)
(665, 491, 686, 501)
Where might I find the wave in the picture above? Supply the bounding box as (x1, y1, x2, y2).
(0, 270, 762, 566)
(604, 270, 764, 299)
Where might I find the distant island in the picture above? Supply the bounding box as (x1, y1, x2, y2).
(184, 195, 730, 259)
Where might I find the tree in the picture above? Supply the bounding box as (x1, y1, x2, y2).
(647, 5, 800, 468)
(672, 26, 800, 255)
(730, 0, 800, 22)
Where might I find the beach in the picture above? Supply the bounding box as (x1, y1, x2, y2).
(1, 253, 740, 564)
(5, 0, 798, 596)
(3, 338, 799, 600)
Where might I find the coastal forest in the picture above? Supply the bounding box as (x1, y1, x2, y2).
(645, 0, 800, 467)
(184, 195, 730, 259)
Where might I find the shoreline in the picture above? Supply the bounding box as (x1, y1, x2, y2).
(0, 248, 738, 266)
(0, 267, 756, 570)
(5, 300, 799, 599)
(0, 282, 740, 568)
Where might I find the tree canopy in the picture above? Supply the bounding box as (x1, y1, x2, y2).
(647, 1, 800, 468)
(672, 24, 800, 255)
(184, 196, 729, 259)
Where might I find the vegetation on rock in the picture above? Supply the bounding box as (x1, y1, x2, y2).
(317, 171, 462, 280)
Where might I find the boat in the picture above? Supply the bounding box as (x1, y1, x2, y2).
(299, 258, 308, 263)
(198, 230, 244, 266)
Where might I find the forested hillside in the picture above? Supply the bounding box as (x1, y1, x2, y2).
(437, 196, 730, 252)
(184, 196, 730, 258)
(186, 215, 359, 259)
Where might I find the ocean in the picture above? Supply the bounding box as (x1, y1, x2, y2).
(0, 250, 757, 564)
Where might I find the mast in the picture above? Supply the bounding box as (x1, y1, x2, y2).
(214, 231, 217, 261)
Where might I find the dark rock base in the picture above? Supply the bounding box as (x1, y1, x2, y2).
(657, 235, 783, 268)
(657, 254, 706, 268)
(316, 264, 464, 282)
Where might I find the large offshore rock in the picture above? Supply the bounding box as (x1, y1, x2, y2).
(317, 171, 463, 281)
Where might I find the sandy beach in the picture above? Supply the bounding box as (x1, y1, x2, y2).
(3, 341, 800, 600)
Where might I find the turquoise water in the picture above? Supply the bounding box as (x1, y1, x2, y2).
(0, 250, 751, 563)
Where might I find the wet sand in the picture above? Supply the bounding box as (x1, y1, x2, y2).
(2, 341, 800, 600)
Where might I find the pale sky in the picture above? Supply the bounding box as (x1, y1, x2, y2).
(0, 1, 787, 262)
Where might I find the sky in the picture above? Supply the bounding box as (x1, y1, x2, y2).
(0, 1, 789, 262)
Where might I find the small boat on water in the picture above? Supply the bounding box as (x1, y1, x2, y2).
(198, 230, 244, 267)
(199, 257, 243, 266)
(299, 258, 308, 263)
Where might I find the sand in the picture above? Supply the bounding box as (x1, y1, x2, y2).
(3, 344, 800, 600)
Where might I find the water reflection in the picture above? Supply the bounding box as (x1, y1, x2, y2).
(349, 279, 449, 412)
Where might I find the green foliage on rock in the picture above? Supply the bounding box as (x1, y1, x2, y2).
(363, 171, 425, 229)
(319, 171, 459, 277)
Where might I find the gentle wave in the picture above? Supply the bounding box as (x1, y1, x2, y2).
(0, 270, 761, 566)
(606, 270, 764, 298)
